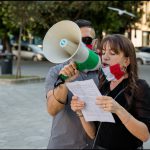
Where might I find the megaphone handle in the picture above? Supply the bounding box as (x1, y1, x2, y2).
(59, 74, 68, 81)
(54, 74, 68, 88)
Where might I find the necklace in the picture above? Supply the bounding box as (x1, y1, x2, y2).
(110, 74, 128, 91)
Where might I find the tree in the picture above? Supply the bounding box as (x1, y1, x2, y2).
(0, 2, 13, 53)
(0, 1, 46, 78)
(0, 1, 143, 78)
(37, 1, 142, 40)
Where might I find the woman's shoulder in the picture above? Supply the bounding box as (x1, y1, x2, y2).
(135, 79, 150, 100)
(137, 79, 150, 89)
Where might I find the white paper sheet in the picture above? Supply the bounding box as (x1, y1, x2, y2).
(66, 79, 115, 123)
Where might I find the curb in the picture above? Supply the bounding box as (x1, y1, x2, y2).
(0, 77, 45, 85)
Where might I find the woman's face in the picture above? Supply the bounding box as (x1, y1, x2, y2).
(101, 42, 130, 67)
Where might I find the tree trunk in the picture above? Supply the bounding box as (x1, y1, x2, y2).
(16, 26, 22, 78)
(1, 33, 12, 53)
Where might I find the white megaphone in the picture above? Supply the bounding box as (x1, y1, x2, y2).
(43, 20, 101, 80)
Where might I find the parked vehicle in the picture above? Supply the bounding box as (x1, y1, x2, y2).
(12, 44, 46, 61)
(136, 47, 150, 65)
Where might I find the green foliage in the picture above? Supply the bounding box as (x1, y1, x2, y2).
(0, 1, 143, 78)
(0, 1, 143, 41)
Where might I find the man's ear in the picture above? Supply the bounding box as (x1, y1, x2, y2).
(92, 38, 98, 51)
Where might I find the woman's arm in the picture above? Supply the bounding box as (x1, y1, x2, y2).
(96, 96, 150, 142)
(116, 105, 150, 142)
(78, 113, 96, 139)
(71, 96, 96, 139)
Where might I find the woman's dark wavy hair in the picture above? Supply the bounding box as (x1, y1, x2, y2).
(98, 34, 139, 110)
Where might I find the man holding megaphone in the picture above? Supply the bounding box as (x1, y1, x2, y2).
(44, 19, 100, 149)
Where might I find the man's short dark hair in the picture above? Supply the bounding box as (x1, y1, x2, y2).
(74, 19, 92, 28)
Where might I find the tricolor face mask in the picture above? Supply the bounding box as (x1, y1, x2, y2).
(101, 63, 125, 81)
(86, 44, 93, 50)
(82, 37, 93, 50)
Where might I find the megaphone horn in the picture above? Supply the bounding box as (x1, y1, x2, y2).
(43, 20, 81, 63)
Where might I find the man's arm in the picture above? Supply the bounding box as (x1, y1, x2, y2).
(45, 62, 78, 117)
(46, 83, 68, 116)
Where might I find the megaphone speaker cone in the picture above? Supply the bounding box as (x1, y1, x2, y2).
(43, 20, 81, 63)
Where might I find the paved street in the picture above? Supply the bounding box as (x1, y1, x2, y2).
(0, 82, 51, 149)
(0, 60, 54, 149)
(0, 60, 150, 149)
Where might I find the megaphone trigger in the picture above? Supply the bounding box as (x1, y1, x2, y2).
(59, 74, 68, 81)
(54, 74, 67, 88)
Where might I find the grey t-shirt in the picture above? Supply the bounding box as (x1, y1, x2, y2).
(45, 63, 99, 149)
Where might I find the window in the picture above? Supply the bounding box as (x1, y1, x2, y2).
(21, 46, 28, 51)
(141, 47, 150, 53)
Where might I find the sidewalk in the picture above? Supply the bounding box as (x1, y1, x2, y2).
(0, 81, 52, 149)
(0, 61, 54, 149)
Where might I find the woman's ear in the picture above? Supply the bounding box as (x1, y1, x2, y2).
(124, 57, 130, 67)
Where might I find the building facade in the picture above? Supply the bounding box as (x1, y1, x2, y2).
(131, 1, 150, 47)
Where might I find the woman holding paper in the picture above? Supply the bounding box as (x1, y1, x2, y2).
(70, 34, 150, 149)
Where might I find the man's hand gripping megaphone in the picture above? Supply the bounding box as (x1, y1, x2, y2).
(53, 61, 80, 88)
(59, 61, 80, 82)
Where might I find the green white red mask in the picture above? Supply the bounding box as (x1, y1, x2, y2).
(101, 64, 125, 81)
